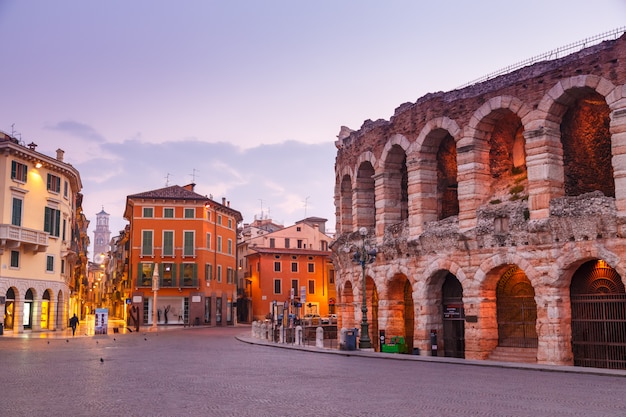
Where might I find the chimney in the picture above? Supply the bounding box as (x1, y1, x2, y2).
(183, 183, 196, 192)
(222, 197, 226, 205)
(56, 149, 64, 162)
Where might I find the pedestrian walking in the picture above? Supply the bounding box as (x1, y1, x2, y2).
(69, 314, 79, 336)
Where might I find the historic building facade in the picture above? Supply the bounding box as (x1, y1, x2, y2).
(239, 217, 335, 322)
(124, 184, 242, 327)
(332, 30, 626, 368)
(0, 133, 86, 333)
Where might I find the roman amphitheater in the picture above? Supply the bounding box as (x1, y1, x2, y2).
(331, 28, 626, 369)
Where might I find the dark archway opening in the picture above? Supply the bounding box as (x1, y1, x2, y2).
(571, 260, 626, 369)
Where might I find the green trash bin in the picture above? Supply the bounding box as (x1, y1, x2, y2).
(381, 336, 407, 353)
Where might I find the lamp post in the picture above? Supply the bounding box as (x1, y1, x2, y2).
(151, 263, 159, 331)
(352, 227, 377, 349)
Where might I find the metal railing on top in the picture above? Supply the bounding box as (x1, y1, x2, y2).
(457, 26, 626, 89)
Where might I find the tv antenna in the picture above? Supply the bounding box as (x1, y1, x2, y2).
(303, 196, 310, 218)
(190, 168, 199, 183)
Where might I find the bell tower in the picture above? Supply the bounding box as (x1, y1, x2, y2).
(93, 207, 111, 263)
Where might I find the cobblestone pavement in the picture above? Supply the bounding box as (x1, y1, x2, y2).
(2, 326, 626, 417)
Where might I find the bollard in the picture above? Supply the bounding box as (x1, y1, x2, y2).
(295, 325, 303, 346)
(339, 327, 348, 350)
(316, 326, 324, 348)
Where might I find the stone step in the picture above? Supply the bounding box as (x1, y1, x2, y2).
(488, 346, 538, 363)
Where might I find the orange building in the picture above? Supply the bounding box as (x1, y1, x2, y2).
(240, 218, 335, 321)
(123, 184, 242, 327)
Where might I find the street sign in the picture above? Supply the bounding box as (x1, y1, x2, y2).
(300, 286, 306, 304)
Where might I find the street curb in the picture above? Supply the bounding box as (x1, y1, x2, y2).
(236, 334, 626, 378)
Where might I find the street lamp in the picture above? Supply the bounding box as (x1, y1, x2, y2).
(151, 263, 160, 331)
(352, 226, 377, 349)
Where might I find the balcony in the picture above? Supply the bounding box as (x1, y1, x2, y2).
(0, 224, 49, 253)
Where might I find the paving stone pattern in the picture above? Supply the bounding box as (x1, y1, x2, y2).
(1, 326, 625, 416)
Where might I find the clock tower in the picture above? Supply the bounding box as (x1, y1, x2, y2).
(93, 207, 111, 263)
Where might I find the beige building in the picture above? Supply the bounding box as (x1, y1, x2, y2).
(0, 133, 84, 334)
(332, 30, 626, 369)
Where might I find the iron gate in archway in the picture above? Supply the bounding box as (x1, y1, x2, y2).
(496, 267, 538, 348)
(571, 294, 626, 369)
(571, 260, 626, 369)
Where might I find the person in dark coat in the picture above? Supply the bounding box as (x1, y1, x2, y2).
(69, 314, 79, 336)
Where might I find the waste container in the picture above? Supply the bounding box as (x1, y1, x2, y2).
(345, 328, 357, 351)
(0, 323, 3, 335)
(381, 336, 407, 353)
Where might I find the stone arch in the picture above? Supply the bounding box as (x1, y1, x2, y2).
(4, 286, 18, 332)
(422, 258, 468, 286)
(338, 171, 354, 234)
(378, 272, 414, 353)
(474, 252, 541, 289)
(419, 268, 453, 356)
(377, 135, 410, 233)
(335, 165, 355, 234)
(469, 254, 540, 360)
(408, 117, 462, 229)
(457, 96, 532, 230)
(355, 151, 378, 172)
(441, 273, 465, 358)
(354, 151, 377, 230)
(411, 116, 462, 152)
(495, 266, 538, 348)
(379, 134, 411, 167)
(348, 270, 380, 349)
(554, 245, 625, 288)
(524, 75, 618, 218)
(418, 260, 468, 356)
(337, 280, 356, 330)
(365, 275, 380, 350)
(569, 259, 626, 369)
(24, 287, 36, 330)
(41, 289, 52, 330)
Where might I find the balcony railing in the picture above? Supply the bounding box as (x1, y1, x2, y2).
(0, 224, 48, 252)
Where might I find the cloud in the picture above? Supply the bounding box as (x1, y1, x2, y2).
(72, 136, 337, 252)
(46, 120, 107, 143)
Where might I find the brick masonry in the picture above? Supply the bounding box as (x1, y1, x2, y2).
(332, 32, 626, 365)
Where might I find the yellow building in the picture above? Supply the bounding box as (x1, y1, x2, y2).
(0, 133, 84, 334)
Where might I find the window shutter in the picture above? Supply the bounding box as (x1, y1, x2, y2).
(44, 207, 51, 233)
(54, 209, 61, 236)
(12, 198, 22, 226)
(137, 263, 143, 286)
